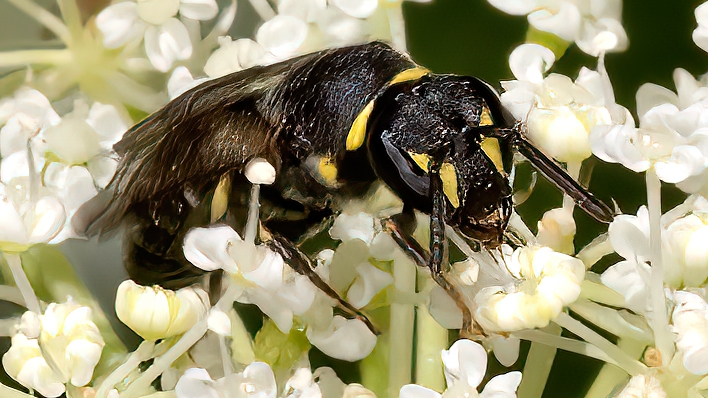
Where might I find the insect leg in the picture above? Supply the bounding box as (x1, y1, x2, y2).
(428, 165, 484, 338)
(266, 233, 380, 335)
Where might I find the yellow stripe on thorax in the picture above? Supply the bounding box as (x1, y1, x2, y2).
(440, 163, 459, 208)
(481, 137, 505, 174)
(345, 66, 431, 151)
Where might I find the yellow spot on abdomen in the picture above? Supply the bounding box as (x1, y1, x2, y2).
(211, 173, 231, 222)
(318, 156, 338, 186)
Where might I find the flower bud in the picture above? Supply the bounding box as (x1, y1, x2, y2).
(115, 280, 209, 340)
(474, 246, 585, 332)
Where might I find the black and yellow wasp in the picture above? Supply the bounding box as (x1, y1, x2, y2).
(82, 41, 613, 336)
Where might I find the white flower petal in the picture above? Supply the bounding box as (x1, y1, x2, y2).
(87, 156, 119, 189)
(307, 316, 376, 361)
(636, 83, 679, 118)
(204, 37, 272, 78)
(65, 339, 103, 386)
(96, 2, 145, 48)
(29, 196, 66, 244)
(256, 15, 308, 58)
(490, 335, 520, 367)
(508, 44, 555, 84)
(137, 0, 180, 25)
(480, 371, 522, 398)
(600, 260, 650, 313)
(576, 18, 628, 56)
(175, 368, 220, 398)
(331, 0, 378, 18)
(442, 339, 487, 389)
(183, 225, 240, 271)
(242, 362, 278, 398)
(590, 124, 650, 172)
(486, 0, 538, 15)
(145, 18, 193, 72)
(207, 308, 231, 336)
(330, 212, 375, 244)
(608, 208, 651, 261)
(654, 145, 706, 183)
(168, 66, 208, 99)
(87, 103, 128, 147)
(527, 3, 581, 42)
(179, 0, 219, 21)
(399, 384, 442, 398)
(346, 262, 393, 308)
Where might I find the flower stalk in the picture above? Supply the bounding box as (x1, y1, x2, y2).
(646, 169, 673, 366)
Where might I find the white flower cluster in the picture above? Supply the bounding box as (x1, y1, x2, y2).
(592, 68, 708, 191)
(502, 43, 629, 166)
(2, 301, 105, 397)
(486, 0, 628, 56)
(175, 363, 376, 398)
(180, 169, 394, 362)
(0, 88, 128, 249)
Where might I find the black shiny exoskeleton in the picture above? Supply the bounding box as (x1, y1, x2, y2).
(84, 42, 613, 337)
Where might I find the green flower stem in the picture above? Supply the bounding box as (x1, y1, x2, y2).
(95, 340, 156, 398)
(0, 285, 24, 307)
(388, 256, 416, 397)
(385, 3, 407, 52)
(513, 328, 614, 364)
(0, 382, 35, 398)
(5, 0, 69, 44)
(517, 323, 561, 398)
(646, 169, 673, 366)
(56, 0, 83, 46)
(4, 253, 41, 314)
(584, 338, 646, 398)
(414, 299, 446, 392)
(245, 184, 260, 244)
(579, 278, 626, 308)
(0, 49, 72, 68)
(555, 312, 646, 375)
(229, 307, 256, 365)
(248, 0, 276, 20)
(570, 299, 653, 343)
(122, 320, 208, 398)
(576, 235, 613, 269)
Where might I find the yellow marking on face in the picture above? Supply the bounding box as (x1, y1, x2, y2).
(440, 162, 460, 208)
(388, 67, 431, 86)
(481, 137, 505, 174)
(318, 156, 339, 186)
(346, 100, 375, 151)
(408, 152, 431, 173)
(480, 105, 494, 126)
(211, 173, 231, 222)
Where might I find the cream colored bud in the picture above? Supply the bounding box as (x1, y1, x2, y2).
(115, 280, 209, 340)
(245, 158, 276, 185)
(2, 332, 65, 397)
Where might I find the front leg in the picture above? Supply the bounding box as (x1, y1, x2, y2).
(428, 164, 484, 338)
(383, 166, 484, 338)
